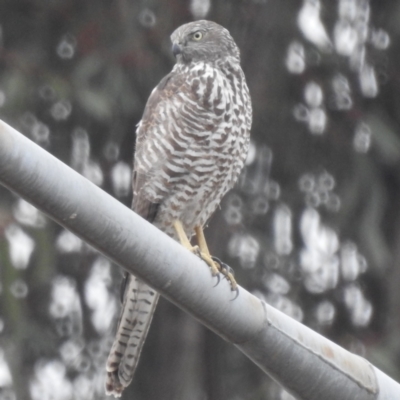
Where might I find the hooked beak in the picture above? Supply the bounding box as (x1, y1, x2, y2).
(172, 42, 182, 57)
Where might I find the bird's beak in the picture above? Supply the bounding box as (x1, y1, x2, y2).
(172, 42, 182, 57)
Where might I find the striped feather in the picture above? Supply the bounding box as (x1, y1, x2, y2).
(106, 276, 159, 396)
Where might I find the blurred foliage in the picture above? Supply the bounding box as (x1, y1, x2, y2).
(0, 0, 400, 399)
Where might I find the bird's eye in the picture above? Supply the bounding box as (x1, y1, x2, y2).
(192, 31, 203, 41)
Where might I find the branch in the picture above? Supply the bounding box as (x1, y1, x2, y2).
(0, 119, 398, 400)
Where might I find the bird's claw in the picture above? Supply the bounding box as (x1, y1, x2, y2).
(211, 256, 239, 298)
(189, 246, 238, 296)
(231, 287, 240, 300)
(212, 273, 221, 287)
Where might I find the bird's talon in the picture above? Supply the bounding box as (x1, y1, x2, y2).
(196, 251, 219, 275)
(211, 256, 237, 292)
(211, 256, 224, 274)
(211, 256, 222, 266)
(209, 260, 220, 277)
(213, 273, 221, 287)
(226, 264, 235, 277)
(231, 287, 240, 301)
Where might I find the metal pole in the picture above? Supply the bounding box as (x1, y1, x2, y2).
(0, 119, 398, 399)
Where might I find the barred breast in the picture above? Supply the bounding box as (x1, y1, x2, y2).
(135, 57, 252, 237)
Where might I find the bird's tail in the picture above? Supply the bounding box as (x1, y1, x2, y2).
(106, 275, 159, 397)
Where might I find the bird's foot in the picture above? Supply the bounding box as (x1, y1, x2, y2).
(173, 221, 239, 296)
(174, 220, 219, 276)
(212, 256, 239, 298)
(183, 244, 239, 297)
(196, 248, 220, 276)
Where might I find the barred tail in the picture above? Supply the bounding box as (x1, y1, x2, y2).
(106, 275, 159, 397)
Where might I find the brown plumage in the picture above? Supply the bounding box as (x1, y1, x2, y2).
(106, 20, 252, 397)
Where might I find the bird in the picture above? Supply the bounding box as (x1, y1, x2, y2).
(105, 20, 252, 397)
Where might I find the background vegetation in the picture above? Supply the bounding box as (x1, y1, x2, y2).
(0, 1, 399, 399)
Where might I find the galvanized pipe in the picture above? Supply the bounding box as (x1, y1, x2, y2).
(0, 119, 398, 399)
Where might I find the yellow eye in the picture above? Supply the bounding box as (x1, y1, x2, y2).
(192, 31, 203, 41)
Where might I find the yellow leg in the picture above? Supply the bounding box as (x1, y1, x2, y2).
(173, 220, 218, 275)
(173, 220, 193, 250)
(194, 226, 219, 276)
(195, 226, 238, 291)
(173, 220, 238, 292)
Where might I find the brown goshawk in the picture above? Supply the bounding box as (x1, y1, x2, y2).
(106, 20, 252, 397)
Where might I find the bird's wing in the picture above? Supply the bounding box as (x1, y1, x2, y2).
(132, 70, 188, 219)
(132, 65, 230, 219)
(105, 71, 186, 397)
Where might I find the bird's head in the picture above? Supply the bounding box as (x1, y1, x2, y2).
(170, 20, 240, 64)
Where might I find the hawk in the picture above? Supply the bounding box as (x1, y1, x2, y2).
(106, 20, 252, 397)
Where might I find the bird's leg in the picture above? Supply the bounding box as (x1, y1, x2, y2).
(173, 220, 218, 276)
(194, 225, 220, 277)
(195, 226, 238, 292)
(173, 221, 238, 291)
(173, 220, 198, 252)
(173, 220, 207, 267)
